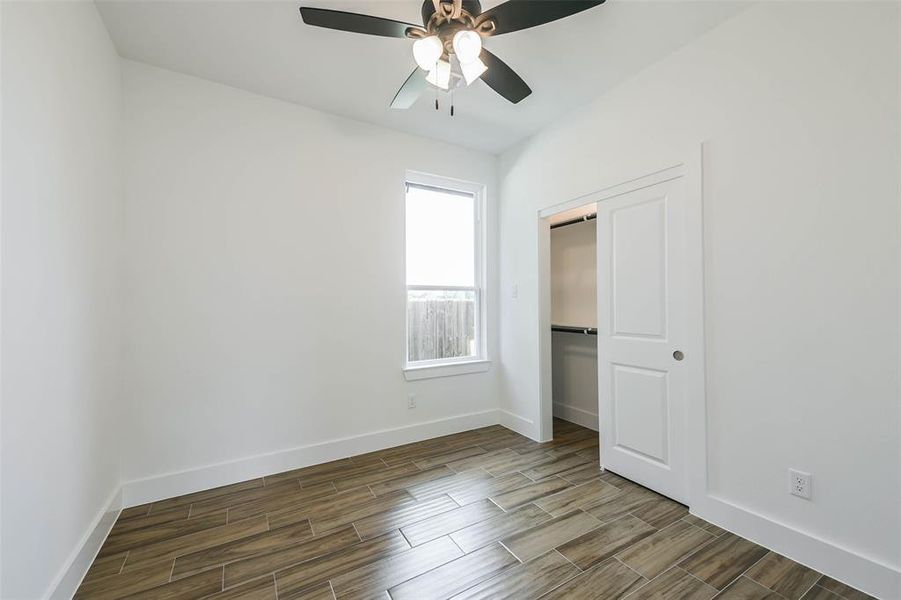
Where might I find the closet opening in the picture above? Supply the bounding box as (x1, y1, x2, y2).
(549, 204, 600, 437)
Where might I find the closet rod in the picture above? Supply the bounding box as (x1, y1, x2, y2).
(550, 213, 597, 230)
(552, 325, 598, 336)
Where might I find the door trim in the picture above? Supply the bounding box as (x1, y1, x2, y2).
(537, 145, 706, 507)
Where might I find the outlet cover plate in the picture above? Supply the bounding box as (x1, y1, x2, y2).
(789, 469, 811, 500)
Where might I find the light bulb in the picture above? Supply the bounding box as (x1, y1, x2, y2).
(426, 60, 451, 90)
(413, 36, 443, 71)
(460, 57, 487, 85)
(452, 30, 482, 65)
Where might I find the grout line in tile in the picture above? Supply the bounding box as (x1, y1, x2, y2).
(680, 516, 715, 536)
(659, 529, 719, 574)
(448, 533, 466, 555)
(552, 548, 583, 573)
(709, 545, 783, 598)
(386, 535, 469, 594)
(627, 510, 661, 530)
(350, 522, 363, 543)
(497, 539, 523, 563)
(614, 557, 652, 596)
(485, 496, 506, 512)
(616, 555, 647, 580)
(683, 567, 717, 592)
(795, 576, 824, 600)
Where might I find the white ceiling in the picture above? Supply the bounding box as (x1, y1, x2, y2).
(96, 0, 749, 154)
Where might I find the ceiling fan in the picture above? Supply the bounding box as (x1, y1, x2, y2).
(299, 0, 605, 110)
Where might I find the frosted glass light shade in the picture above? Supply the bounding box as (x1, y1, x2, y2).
(452, 30, 482, 64)
(461, 57, 487, 85)
(426, 60, 451, 89)
(413, 36, 443, 70)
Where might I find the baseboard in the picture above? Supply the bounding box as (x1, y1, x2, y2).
(692, 494, 901, 600)
(121, 409, 502, 507)
(45, 486, 122, 600)
(552, 402, 599, 431)
(497, 409, 536, 439)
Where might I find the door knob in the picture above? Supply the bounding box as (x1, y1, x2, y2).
(673, 350, 684, 361)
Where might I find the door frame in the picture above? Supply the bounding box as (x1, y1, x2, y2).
(537, 145, 707, 506)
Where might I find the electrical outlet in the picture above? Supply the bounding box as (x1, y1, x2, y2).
(789, 469, 811, 500)
(407, 394, 416, 409)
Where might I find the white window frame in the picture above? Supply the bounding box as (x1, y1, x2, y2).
(403, 171, 490, 380)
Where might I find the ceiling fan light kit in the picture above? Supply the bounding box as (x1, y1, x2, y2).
(452, 30, 482, 64)
(413, 35, 444, 70)
(299, 0, 606, 110)
(460, 57, 487, 85)
(425, 59, 452, 90)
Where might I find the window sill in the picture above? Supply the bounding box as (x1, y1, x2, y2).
(403, 360, 492, 381)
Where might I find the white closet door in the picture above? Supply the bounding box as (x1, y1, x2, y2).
(597, 176, 688, 502)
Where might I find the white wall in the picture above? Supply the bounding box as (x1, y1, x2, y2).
(499, 2, 900, 596)
(551, 220, 598, 429)
(551, 331, 598, 430)
(551, 219, 597, 327)
(120, 61, 499, 490)
(1, 2, 123, 598)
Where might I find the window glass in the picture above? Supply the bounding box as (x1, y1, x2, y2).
(405, 180, 481, 366)
(406, 185, 475, 287)
(407, 289, 477, 363)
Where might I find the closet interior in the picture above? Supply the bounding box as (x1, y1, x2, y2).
(550, 203, 599, 432)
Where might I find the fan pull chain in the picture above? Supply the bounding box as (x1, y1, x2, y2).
(434, 60, 440, 111)
(450, 89, 455, 117)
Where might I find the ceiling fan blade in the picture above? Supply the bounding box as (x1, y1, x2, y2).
(299, 7, 420, 38)
(391, 69, 428, 109)
(480, 49, 531, 104)
(478, 0, 605, 36)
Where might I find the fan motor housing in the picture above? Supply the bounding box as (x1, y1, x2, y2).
(421, 0, 482, 26)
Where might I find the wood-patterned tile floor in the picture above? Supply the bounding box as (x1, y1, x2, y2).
(76, 420, 875, 600)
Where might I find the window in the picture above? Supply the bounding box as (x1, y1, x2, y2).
(405, 173, 486, 375)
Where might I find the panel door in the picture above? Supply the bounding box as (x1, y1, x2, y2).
(597, 177, 688, 502)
